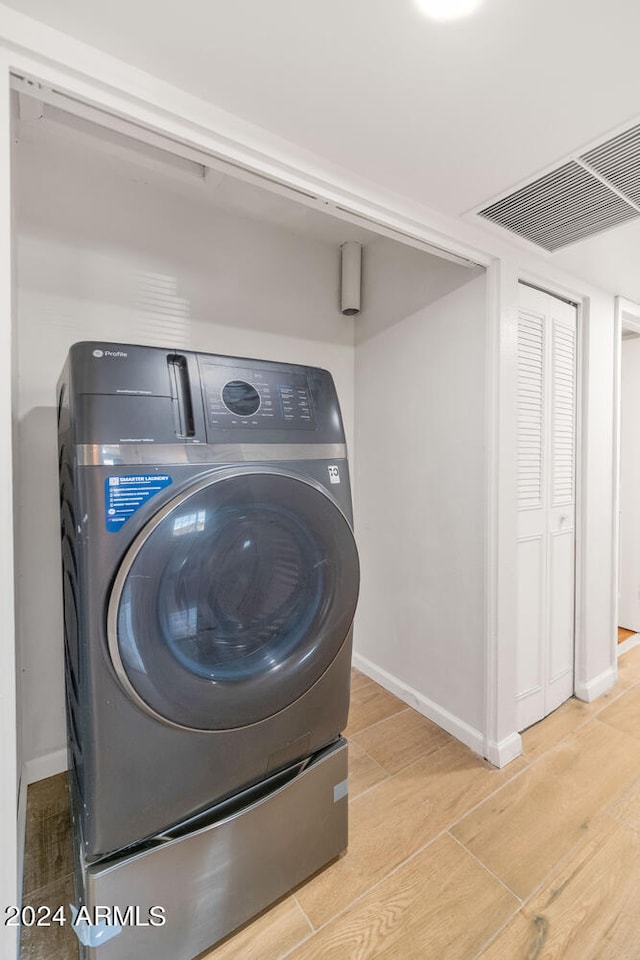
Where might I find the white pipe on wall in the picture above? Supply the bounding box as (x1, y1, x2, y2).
(341, 241, 362, 316)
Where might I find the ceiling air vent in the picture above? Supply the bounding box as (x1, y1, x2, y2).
(478, 160, 639, 252)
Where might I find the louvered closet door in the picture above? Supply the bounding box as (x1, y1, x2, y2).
(516, 284, 577, 731)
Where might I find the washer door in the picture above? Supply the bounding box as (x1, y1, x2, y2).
(107, 467, 359, 730)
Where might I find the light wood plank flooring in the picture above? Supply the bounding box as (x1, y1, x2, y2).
(22, 646, 640, 959)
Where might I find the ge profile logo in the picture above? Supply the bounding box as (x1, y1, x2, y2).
(92, 349, 128, 359)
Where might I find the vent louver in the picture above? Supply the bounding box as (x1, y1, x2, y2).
(478, 123, 640, 251)
(582, 124, 640, 206)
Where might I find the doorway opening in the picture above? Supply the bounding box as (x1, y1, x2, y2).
(617, 306, 640, 657)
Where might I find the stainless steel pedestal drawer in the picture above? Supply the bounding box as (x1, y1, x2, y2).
(77, 739, 348, 960)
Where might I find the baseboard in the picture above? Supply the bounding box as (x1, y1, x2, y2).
(618, 634, 640, 657)
(25, 748, 68, 784)
(483, 732, 522, 768)
(352, 652, 485, 757)
(574, 666, 617, 703)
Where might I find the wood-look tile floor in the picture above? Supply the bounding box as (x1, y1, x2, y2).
(21, 774, 77, 960)
(22, 646, 640, 959)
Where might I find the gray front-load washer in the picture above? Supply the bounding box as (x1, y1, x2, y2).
(57, 342, 360, 879)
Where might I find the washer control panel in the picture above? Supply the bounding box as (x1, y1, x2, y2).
(200, 362, 315, 430)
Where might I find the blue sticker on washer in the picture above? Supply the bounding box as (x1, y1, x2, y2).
(105, 474, 172, 531)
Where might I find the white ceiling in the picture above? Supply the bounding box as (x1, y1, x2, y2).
(5, 0, 640, 299)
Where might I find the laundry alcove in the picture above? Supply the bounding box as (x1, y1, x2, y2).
(10, 88, 487, 789)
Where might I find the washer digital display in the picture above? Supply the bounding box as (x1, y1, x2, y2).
(222, 380, 261, 417)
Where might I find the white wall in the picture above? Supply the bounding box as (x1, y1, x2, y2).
(353, 272, 487, 749)
(14, 128, 356, 778)
(0, 49, 19, 960)
(618, 336, 640, 632)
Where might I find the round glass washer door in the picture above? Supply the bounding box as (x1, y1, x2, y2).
(107, 467, 360, 730)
